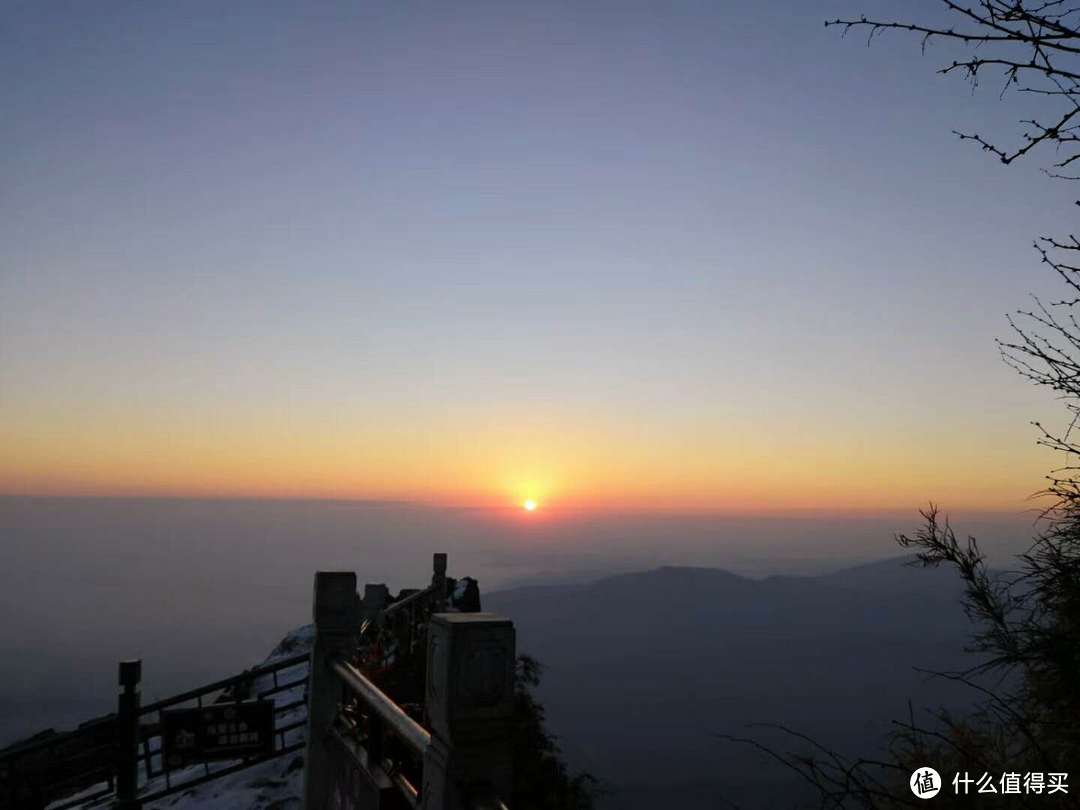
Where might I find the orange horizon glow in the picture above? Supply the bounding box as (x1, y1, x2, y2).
(0, 392, 1060, 514)
(0, 457, 1051, 515)
(0, 484, 1049, 524)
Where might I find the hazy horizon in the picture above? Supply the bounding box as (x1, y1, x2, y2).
(0, 493, 1036, 745)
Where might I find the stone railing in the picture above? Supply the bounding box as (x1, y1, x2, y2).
(303, 556, 514, 810)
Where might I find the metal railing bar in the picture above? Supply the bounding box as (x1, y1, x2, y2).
(331, 660, 431, 755)
(271, 697, 307, 715)
(382, 757, 420, 809)
(257, 676, 309, 701)
(274, 718, 306, 736)
(139, 653, 309, 715)
(141, 737, 152, 780)
(263, 652, 314, 671)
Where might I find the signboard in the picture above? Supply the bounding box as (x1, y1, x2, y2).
(161, 700, 274, 769)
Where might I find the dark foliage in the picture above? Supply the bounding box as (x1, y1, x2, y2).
(827, 1, 1080, 179)
(510, 655, 602, 810)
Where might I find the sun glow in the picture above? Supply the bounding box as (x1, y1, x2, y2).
(522, 498, 538, 512)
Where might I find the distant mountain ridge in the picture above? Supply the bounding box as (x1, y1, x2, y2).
(485, 555, 977, 810)
(495, 553, 959, 592)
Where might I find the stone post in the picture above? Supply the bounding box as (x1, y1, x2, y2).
(303, 571, 359, 810)
(361, 583, 390, 620)
(432, 553, 448, 611)
(422, 613, 515, 810)
(115, 659, 141, 810)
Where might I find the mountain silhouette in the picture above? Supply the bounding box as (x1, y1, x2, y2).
(486, 556, 976, 809)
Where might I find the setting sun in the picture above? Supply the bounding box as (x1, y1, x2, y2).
(522, 499, 538, 512)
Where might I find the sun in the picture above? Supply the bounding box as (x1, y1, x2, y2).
(522, 499, 538, 512)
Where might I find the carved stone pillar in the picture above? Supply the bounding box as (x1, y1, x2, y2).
(422, 613, 515, 810)
(303, 571, 359, 810)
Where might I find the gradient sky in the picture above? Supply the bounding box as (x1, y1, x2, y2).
(2, 1, 1076, 511)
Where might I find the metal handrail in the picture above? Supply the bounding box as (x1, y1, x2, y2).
(331, 660, 431, 754)
(140, 651, 309, 715)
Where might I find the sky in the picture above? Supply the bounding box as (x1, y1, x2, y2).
(2, 0, 1077, 513)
